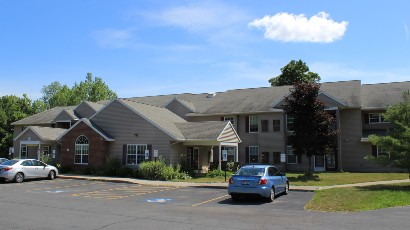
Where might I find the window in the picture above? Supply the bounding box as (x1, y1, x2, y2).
(249, 146, 259, 163)
(249, 116, 258, 133)
(261, 120, 269, 132)
(75, 135, 89, 164)
(261, 152, 269, 164)
(273, 152, 281, 164)
(21, 145, 27, 159)
(377, 147, 390, 158)
(286, 146, 297, 164)
(286, 115, 294, 132)
(369, 113, 385, 123)
(127, 144, 147, 165)
(43, 146, 50, 156)
(268, 167, 281, 176)
(224, 116, 235, 126)
(222, 146, 235, 162)
(272, 120, 281, 132)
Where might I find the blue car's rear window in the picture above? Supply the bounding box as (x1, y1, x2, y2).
(236, 167, 265, 176)
(1, 159, 19, 166)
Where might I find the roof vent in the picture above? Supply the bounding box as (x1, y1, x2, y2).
(206, 92, 216, 98)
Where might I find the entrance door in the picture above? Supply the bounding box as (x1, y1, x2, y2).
(326, 151, 337, 171)
(192, 148, 199, 169)
(314, 155, 326, 172)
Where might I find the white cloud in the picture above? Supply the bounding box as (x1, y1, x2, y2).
(404, 21, 409, 40)
(91, 28, 135, 48)
(248, 12, 348, 43)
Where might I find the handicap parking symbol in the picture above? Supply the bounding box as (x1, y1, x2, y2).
(146, 198, 172, 203)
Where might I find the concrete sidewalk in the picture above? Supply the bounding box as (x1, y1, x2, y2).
(58, 174, 410, 192)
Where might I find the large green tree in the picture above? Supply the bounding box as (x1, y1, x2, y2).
(269, 60, 321, 86)
(368, 90, 410, 178)
(283, 82, 338, 176)
(0, 95, 44, 157)
(41, 73, 117, 108)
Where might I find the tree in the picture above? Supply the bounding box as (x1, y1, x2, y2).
(283, 82, 338, 176)
(41, 73, 118, 108)
(269, 60, 321, 86)
(368, 90, 410, 178)
(0, 94, 40, 157)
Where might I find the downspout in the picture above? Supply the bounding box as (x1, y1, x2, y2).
(337, 109, 343, 171)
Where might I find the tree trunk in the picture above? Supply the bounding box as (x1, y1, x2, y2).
(306, 156, 312, 177)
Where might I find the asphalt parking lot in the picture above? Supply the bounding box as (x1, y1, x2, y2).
(1, 178, 409, 230)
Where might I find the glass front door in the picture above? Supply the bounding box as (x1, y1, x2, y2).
(314, 155, 326, 172)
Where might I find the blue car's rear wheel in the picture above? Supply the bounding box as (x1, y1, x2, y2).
(267, 187, 275, 202)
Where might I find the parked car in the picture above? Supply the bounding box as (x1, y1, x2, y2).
(0, 159, 58, 183)
(227, 165, 289, 202)
(0, 158, 8, 164)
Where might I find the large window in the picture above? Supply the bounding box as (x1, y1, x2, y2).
(75, 135, 89, 164)
(286, 115, 294, 132)
(369, 113, 386, 123)
(273, 152, 281, 164)
(43, 146, 50, 156)
(224, 116, 235, 127)
(127, 144, 147, 165)
(249, 116, 258, 133)
(249, 146, 259, 163)
(272, 120, 281, 132)
(286, 146, 297, 164)
(222, 146, 235, 162)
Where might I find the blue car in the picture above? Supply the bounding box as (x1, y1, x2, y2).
(228, 165, 289, 202)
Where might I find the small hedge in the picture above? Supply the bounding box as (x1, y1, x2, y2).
(136, 160, 190, 181)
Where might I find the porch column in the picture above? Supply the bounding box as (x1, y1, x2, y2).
(209, 146, 214, 163)
(235, 144, 239, 162)
(37, 144, 41, 160)
(218, 144, 222, 170)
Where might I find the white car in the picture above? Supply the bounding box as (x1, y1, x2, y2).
(0, 159, 58, 183)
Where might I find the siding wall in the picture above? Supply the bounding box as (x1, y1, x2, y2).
(340, 109, 388, 171)
(90, 100, 176, 165)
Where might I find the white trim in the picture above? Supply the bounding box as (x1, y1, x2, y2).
(369, 113, 388, 124)
(248, 146, 259, 164)
(126, 144, 148, 165)
(249, 116, 258, 133)
(216, 122, 242, 143)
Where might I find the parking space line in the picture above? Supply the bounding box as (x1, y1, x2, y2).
(192, 194, 229, 207)
(71, 185, 180, 200)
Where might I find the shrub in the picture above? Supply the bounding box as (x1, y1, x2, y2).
(207, 169, 225, 178)
(137, 160, 187, 181)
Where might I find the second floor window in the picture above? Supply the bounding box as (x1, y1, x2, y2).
(272, 120, 281, 132)
(224, 116, 235, 126)
(249, 116, 258, 133)
(261, 120, 269, 132)
(369, 113, 385, 123)
(286, 115, 294, 132)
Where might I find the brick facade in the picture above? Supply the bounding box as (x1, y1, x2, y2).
(60, 121, 110, 170)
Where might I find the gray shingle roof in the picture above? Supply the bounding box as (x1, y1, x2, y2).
(11, 106, 76, 126)
(176, 121, 228, 140)
(361, 81, 410, 108)
(119, 99, 187, 140)
(86, 101, 107, 111)
(14, 126, 66, 141)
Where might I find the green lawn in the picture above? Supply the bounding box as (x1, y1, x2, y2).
(173, 172, 408, 186)
(305, 182, 410, 212)
(287, 172, 408, 186)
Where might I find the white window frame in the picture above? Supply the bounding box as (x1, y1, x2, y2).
(224, 116, 235, 127)
(222, 146, 235, 162)
(249, 146, 259, 164)
(249, 116, 258, 133)
(126, 144, 147, 165)
(21, 145, 27, 159)
(369, 113, 386, 124)
(286, 115, 294, 132)
(286, 146, 297, 164)
(75, 135, 89, 165)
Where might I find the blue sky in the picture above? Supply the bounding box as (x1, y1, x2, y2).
(1, 0, 409, 99)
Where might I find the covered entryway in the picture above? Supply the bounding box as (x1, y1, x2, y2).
(314, 155, 326, 172)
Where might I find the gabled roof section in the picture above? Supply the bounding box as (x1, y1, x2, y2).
(115, 99, 187, 140)
(164, 97, 196, 112)
(14, 126, 66, 142)
(74, 101, 106, 119)
(57, 118, 115, 141)
(175, 121, 241, 143)
(361, 81, 410, 108)
(53, 109, 78, 122)
(11, 106, 77, 126)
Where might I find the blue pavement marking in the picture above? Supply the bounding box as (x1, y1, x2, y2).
(146, 198, 172, 203)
